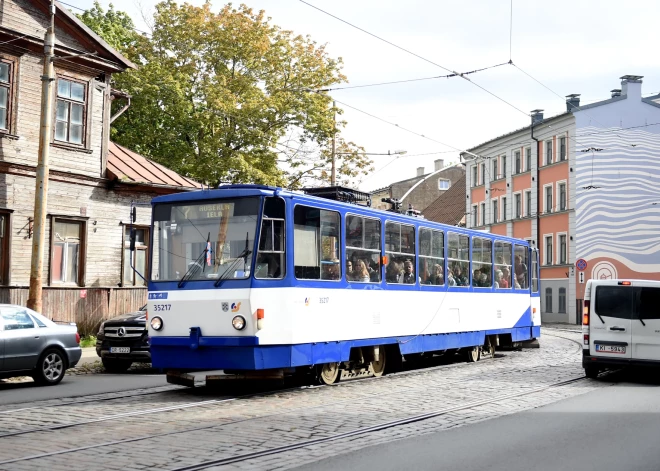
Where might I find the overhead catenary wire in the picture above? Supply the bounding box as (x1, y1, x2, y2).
(318, 61, 511, 92)
(299, 0, 529, 118)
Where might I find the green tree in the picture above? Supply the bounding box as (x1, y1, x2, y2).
(79, 1, 371, 188)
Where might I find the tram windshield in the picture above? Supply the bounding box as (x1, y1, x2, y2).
(151, 198, 259, 282)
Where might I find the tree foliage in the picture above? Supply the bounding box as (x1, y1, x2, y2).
(78, 1, 372, 188)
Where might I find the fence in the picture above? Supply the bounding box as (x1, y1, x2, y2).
(0, 287, 147, 335)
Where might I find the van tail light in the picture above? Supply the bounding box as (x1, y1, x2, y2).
(75, 332, 81, 345)
(584, 334, 589, 346)
(583, 300, 590, 326)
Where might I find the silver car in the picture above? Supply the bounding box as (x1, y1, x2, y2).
(0, 304, 82, 385)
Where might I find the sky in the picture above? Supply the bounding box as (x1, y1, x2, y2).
(65, 0, 660, 191)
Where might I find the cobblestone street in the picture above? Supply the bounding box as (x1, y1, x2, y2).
(0, 329, 603, 471)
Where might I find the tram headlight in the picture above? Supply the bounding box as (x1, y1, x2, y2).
(150, 316, 163, 331)
(232, 315, 246, 331)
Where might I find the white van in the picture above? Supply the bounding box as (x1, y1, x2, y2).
(582, 279, 660, 378)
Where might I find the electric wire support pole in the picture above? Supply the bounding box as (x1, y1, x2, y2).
(330, 100, 336, 186)
(27, 0, 56, 312)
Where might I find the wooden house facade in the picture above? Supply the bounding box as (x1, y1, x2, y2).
(0, 0, 197, 330)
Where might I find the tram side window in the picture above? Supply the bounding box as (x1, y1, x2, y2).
(447, 232, 469, 287)
(494, 241, 512, 289)
(472, 237, 493, 287)
(255, 198, 285, 279)
(531, 250, 539, 292)
(294, 205, 341, 281)
(346, 215, 381, 283)
(385, 222, 416, 284)
(419, 228, 444, 285)
(514, 244, 529, 289)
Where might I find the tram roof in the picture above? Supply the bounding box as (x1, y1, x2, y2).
(151, 184, 531, 245)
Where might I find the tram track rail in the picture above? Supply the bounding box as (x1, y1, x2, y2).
(0, 372, 591, 467)
(0, 331, 581, 439)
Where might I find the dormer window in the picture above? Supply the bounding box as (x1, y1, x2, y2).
(55, 78, 86, 145)
(438, 178, 450, 190)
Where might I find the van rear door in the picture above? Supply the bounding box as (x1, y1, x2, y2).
(632, 284, 660, 361)
(590, 284, 632, 359)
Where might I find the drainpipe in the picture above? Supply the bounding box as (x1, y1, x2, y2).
(531, 120, 540, 250)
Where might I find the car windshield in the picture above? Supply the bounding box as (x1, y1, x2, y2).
(151, 198, 259, 282)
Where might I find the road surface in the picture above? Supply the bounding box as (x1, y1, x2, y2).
(294, 369, 660, 471)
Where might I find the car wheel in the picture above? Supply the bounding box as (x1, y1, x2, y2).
(102, 358, 133, 373)
(33, 348, 66, 385)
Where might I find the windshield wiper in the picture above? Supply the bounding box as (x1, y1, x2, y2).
(178, 233, 211, 288)
(214, 247, 252, 287)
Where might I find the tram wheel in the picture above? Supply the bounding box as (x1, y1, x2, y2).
(466, 346, 481, 363)
(371, 347, 386, 377)
(318, 362, 341, 385)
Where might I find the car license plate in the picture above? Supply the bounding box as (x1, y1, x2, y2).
(595, 344, 625, 354)
(110, 347, 130, 354)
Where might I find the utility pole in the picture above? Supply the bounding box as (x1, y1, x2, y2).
(330, 100, 336, 186)
(27, 0, 56, 312)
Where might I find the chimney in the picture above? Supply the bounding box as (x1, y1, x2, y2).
(620, 75, 643, 100)
(434, 159, 444, 171)
(565, 94, 580, 111)
(530, 109, 544, 126)
(416, 166, 425, 177)
(610, 89, 622, 98)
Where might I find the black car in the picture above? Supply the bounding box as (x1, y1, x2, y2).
(96, 304, 150, 372)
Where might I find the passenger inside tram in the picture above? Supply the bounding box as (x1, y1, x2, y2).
(402, 259, 415, 284)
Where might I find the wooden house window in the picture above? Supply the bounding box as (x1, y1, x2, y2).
(0, 60, 14, 132)
(123, 226, 149, 286)
(0, 211, 10, 285)
(51, 218, 86, 286)
(55, 78, 86, 145)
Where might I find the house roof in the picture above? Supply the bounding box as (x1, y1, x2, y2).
(422, 177, 467, 226)
(53, 0, 137, 69)
(107, 142, 199, 189)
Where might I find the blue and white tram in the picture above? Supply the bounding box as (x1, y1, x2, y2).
(146, 184, 541, 384)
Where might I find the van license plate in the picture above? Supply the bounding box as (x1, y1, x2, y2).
(110, 347, 130, 354)
(595, 344, 625, 354)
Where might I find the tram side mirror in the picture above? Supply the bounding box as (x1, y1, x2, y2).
(129, 228, 136, 251)
(131, 207, 137, 223)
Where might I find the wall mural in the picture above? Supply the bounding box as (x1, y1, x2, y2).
(576, 126, 660, 273)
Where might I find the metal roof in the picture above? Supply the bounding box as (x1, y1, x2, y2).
(107, 142, 199, 189)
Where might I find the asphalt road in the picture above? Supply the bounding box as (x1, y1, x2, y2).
(0, 373, 166, 405)
(295, 370, 660, 471)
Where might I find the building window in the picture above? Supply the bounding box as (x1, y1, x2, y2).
(472, 166, 477, 187)
(515, 193, 521, 218)
(0, 60, 13, 132)
(123, 226, 149, 286)
(525, 190, 531, 217)
(545, 186, 553, 213)
(545, 235, 553, 266)
(515, 151, 521, 174)
(471, 205, 477, 227)
(559, 136, 566, 161)
(438, 179, 450, 190)
(558, 287, 566, 313)
(492, 199, 498, 223)
(492, 159, 498, 181)
(525, 147, 531, 171)
(559, 234, 567, 264)
(502, 196, 507, 221)
(545, 287, 553, 313)
(480, 203, 486, 226)
(480, 163, 485, 185)
(55, 78, 86, 145)
(545, 140, 553, 165)
(51, 218, 86, 286)
(501, 155, 507, 177)
(0, 211, 10, 285)
(559, 183, 566, 211)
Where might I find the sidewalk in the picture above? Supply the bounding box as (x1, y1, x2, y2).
(542, 322, 582, 332)
(78, 347, 100, 366)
